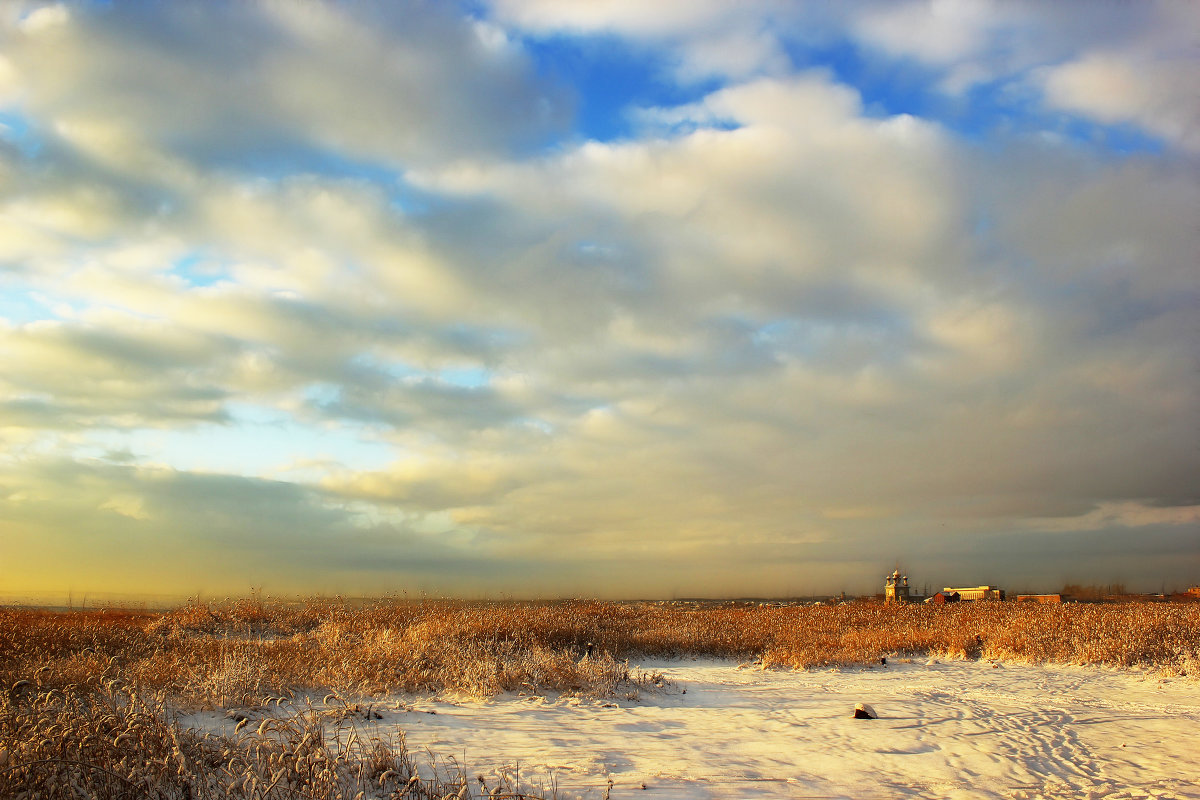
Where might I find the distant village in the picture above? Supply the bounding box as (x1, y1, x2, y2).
(672, 572, 1200, 608)
(664, 574, 1200, 610)
(884, 569, 1006, 604)
(881, 569, 1200, 605)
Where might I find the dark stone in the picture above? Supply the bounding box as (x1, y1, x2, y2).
(853, 702, 878, 719)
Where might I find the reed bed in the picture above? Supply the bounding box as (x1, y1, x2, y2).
(3, 600, 1197, 707)
(0, 682, 528, 799)
(2, 599, 1197, 798)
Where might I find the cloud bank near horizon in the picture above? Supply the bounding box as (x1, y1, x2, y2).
(1, 1, 1197, 601)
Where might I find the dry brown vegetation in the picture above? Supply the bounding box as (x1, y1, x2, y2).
(4, 599, 1198, 705)
(0, 684, 507, 800)
(2, 598, 1198, 798)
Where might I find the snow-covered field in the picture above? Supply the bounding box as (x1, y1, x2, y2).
(181, 659, 1200, 799)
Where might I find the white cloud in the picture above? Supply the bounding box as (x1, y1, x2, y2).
(488, 0, 750, 37)
(412, 73, 959, 341)
(853, 0, 1200, 151)
(923, 299, 1029, 373)
(856, 0, 1006, 66)
(488, 0, 833, 80)
(16, 3, 70, 34)
(1039, 51, 1200, 152)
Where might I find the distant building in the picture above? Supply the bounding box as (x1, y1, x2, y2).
(944, 585, 1006, 601)
(1017, 594, 1063, 604)
(1187, 586, 1200, 598)
(885, 570, 912, 603)
(884, 570, 928, 603)
(926, 591, 960, 605)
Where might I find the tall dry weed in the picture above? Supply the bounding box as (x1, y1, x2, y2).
(5, 600, 1199, 709)
(0, 680, 516, 799)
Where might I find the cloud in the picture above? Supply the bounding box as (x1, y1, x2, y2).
(853, 0, 1200, 150)
(0, 317, 235, 428)
(494, 0, 1198, 155)
(488, 0, 741, 36)
(0, 2, 570, 172)
(0, 456, 519, 598)
(487, 0, 837, 80)
(412, 74, 960, 338)
(0, 1, 1196, 598)
(855, 0, 1009, 67)
(1024, 502, 1200, 534)
(1038, 50, 1200, 153)
(370, 73, 1197, 588)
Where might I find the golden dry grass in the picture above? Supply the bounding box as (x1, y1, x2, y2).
(0, 682, 533, 799)
(2, 598, 1197, 798)
(4, 600, 1198, 705)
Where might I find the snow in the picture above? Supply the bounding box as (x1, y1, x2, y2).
(180, 659, 1200, 799)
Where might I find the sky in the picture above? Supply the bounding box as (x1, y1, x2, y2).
(0, 0, 1197, 603)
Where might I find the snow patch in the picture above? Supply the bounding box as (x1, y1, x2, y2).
(178, 658, 1200, 799)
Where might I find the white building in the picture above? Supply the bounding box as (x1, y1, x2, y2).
(943, 585, 1005, 601)
(885, 570, 912, 603)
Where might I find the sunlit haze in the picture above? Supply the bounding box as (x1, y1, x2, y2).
(1, 1, 1197, 604)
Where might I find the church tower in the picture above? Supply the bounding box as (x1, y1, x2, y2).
(885, 569, 911, 603)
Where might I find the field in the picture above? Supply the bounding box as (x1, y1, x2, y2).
(2, 599, 1199, 798)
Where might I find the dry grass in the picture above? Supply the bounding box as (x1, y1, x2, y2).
(2, 598, 1197, 798)
(756, 601, 1200, 671)
(0, 682, 532, 799)
(4, 600, 1198, 706)
(2, 599, 1200, 700)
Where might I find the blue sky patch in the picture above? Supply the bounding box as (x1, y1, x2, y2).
(437, 365, 491, 389)
(0, 111, 44, 158)
(170, 252, 230, 288)
(525, 35, 726, 143)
